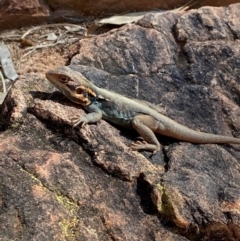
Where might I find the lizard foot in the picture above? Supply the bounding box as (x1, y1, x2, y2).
(70, 115, 81, 125)
(130, 141, 160, 155)
(71, 116, 88, 128)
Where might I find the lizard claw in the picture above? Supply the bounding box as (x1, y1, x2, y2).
(72, 116, 88, 128)
(70, 115, 81, 124)
(130, 140, 160, 155)
(135, 140, 148, 145)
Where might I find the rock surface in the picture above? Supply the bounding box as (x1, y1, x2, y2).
(1, 3, 240, 241)
(0, 0, 240, 29)
(0, 0, 50, 30)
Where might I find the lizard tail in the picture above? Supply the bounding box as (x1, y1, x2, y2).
(160, 122, 240, 144)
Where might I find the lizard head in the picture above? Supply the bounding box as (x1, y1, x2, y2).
(46, 66, 96, 106)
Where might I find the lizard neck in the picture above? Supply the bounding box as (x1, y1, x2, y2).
(87, 84, 111, 99)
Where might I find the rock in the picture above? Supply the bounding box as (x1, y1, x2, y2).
(1, 3, 240, 241)
(46, 0, 240, 17)
(1, 0, 239, 30)
(0, 0, 50, 30)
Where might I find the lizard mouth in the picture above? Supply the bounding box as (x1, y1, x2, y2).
(63, 85, 96, 106)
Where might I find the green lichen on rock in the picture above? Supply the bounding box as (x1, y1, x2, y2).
(152, 183, 189, 229)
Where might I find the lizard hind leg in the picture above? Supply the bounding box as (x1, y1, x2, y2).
(131, 115, 161, 154)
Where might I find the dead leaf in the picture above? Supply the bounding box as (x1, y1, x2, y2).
(0, 43, 18, 81)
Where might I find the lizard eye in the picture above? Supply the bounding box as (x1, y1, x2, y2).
(59, 75, 68, 83)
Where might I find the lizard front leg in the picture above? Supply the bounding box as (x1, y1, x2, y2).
(72, 103, 103, 128)
(131, 115, 161, 154)
(73, 111, 102, 128)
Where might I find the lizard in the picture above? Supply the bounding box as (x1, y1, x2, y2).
(45, 66, 240, 154)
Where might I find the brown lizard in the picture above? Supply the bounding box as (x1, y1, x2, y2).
(45, 66, 240, 154)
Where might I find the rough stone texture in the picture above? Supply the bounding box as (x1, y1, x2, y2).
(0, 75, 185, 241)
(1, 3, 240, 241)
(47, 0, 239, 16)
(48, 0, 189, 16)
(0, 0, 50, 30)
(0, 0, 240, 30)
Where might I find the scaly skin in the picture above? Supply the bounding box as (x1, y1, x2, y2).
(45, 66, 240, 154)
